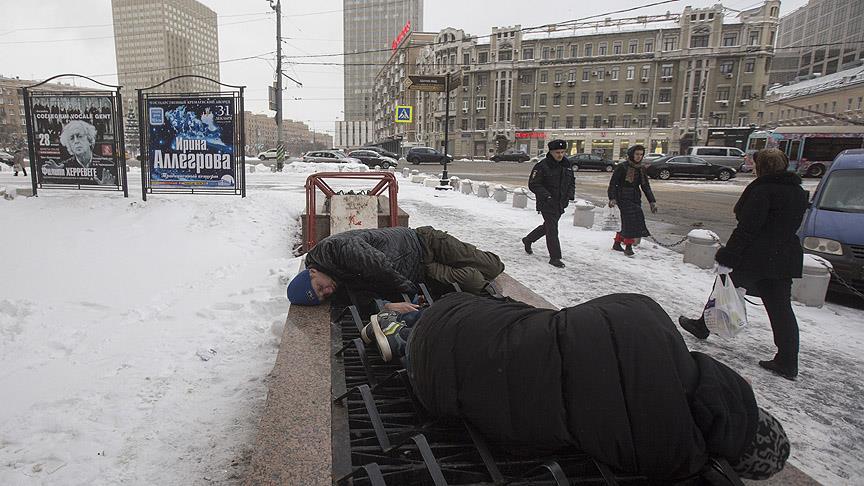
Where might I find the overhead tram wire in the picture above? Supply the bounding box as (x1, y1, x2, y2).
(0, 11, 273, 37)
(0, 15, 275, 45)
(81, 50, 275, 79)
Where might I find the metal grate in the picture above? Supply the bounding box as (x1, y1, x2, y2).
(850, 245, 864, 261)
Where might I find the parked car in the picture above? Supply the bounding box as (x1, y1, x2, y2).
(643, 152, 667, 163)
(257, 149, 279, 160)
(569, 153, 616, 172)
(0, 150, 15, 167)
(491, 150, 530, 163)
(798, 149, 864, 295)
(358, 146, 399, 159)
(646, 155, 737, 181)
(347, 150, 399, 169)
(686, 146, 746, 171)
(405, 147, 452, 165)
(302, 150, 360, 164)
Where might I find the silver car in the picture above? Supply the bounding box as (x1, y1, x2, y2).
(302, 150, 360, 164)
(686, 146, 746, 171)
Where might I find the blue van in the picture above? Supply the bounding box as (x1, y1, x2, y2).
(799, 149, 864, 294)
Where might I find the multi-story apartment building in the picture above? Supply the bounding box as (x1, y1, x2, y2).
(111, 0, 220, 116)
(245, 112, 332, 156)
(402, 2, 778, 159)
(0, 76, 101, 149)
(334, 120, 374, 150)
(771, 0, 864, 85)
(373, 31, 437, 149)
(343, 0, 423, 121)
(765, 65, 864, 128)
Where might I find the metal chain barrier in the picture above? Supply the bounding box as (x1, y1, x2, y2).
(817, 261, 864, 303)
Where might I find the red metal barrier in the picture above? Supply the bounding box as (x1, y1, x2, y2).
(304, 172, 400, 251)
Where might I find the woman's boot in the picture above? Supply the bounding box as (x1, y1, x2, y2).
(612, 241, 624, 252)
(624, 244, 634, 256)
(678, 316, 710, 339)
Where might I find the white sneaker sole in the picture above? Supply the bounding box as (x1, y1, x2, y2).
(369, 314, 393, 362)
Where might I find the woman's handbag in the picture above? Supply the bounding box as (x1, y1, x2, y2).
(703, 274, 748, 339)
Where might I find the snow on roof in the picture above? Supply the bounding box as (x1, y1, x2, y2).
(768, 64, 864, 100)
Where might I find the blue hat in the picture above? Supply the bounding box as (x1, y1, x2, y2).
(286, 269, 320, 305)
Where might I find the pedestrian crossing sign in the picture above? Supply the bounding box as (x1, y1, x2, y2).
(395, 105, 413, 123)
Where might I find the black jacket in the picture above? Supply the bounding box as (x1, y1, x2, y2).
(528, 154, 576, 214)
(408, 293, 758, 482)
(607, 163, 656, 204)
(304, 227, 424, 295)
(715, 172, 808, 279)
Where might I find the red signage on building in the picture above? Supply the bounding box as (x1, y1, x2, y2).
(392, 21, 411, 51)
(515, 131, 546, 139)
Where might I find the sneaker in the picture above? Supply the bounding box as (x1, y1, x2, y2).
(367, 312, 408, 362)
(360, 311, 399, 345)
(678, 316, 710, 340)
(759, 359, 798, 381)
(623, 245, 634, 257)
(548, 259, 565, 268)
(522, 237, 533, 255)
(612, 241, 624, 252)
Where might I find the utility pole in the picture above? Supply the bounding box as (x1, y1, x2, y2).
(270, 0, 284, 171)
(440, 74, 450, 189)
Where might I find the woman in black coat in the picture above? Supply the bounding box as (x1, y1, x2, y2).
(679, 148, 809, 380)
(607, 145, 657, 256)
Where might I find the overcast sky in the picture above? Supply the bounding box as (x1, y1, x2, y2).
(1, 0, 809, 135)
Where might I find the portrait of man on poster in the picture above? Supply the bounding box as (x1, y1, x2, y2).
(53, 120, 116, 185)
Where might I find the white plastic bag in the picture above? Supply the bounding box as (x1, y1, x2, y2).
(702, 275, 748, 338)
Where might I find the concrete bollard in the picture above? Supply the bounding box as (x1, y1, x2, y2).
(411, 174, 426, 183)
(248, 165, 256, 173)
(449, 176, 460, 189)
(387, 167, 395, 173)
(411, 169, 419, 176)
(476, 182, 490, 198)
(402, 167, 411, 178)
(792, 254, 833, 307)
(424, 177, 439, 188)
(493, 185, 507, 202)
(683, 229, 720, 269)
(460, 180, 473, 195)
(512, 187, 528, 209)
(572, 201, 596, 228)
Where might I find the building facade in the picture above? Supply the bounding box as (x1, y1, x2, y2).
(334, 120, 373, 149)
(765, 65, 864, 127)
(245, 112, 331, 156)
(343, 0, 423, 121)
(373, 32, 436, 149)
(771, 0, 864, 85)
(111, 0, 220, 116)
(403, 2, 778, 159)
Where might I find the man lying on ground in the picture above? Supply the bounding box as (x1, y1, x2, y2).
(362, 292, 790, 483)
(287, 226, 504, 306)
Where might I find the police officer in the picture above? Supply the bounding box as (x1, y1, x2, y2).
(522, 139, 575, 268)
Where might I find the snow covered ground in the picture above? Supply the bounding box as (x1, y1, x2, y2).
(1, 164, 861, 485)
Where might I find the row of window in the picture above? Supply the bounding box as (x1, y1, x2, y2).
(777, 97, 864, 120)
(454, 113, 671, 132)
(512, 89, 668, 108)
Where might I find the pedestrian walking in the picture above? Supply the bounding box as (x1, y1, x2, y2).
(679, 148, 808, 381)
(607, 144, 656, 256)
(522, 139, 575, 268)
(12, 149, 27, 177)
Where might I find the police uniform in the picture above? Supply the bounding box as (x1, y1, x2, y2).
(522, 139, 575, 267)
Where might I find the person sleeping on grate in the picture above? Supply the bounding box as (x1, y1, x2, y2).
(361, 292, 790, 483)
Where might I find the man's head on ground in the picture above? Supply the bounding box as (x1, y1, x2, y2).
(547, 139, 567, 161)
(286, 268, 337, 305)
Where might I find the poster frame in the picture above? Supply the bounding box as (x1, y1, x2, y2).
(137, 75, 245, 201)
(22, 74, 129, 197)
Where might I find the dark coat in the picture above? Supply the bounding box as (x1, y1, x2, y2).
(607, 163, 656, 238)
(528, 154, 576, 214)
(304, 227, 424, 296)
(715, 172, 808, 280)
(408, 293, 758, 482)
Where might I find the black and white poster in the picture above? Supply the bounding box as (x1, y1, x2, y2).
(29, 95, 120, 186)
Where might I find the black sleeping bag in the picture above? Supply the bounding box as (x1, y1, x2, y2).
(407, 292, 758, 481)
